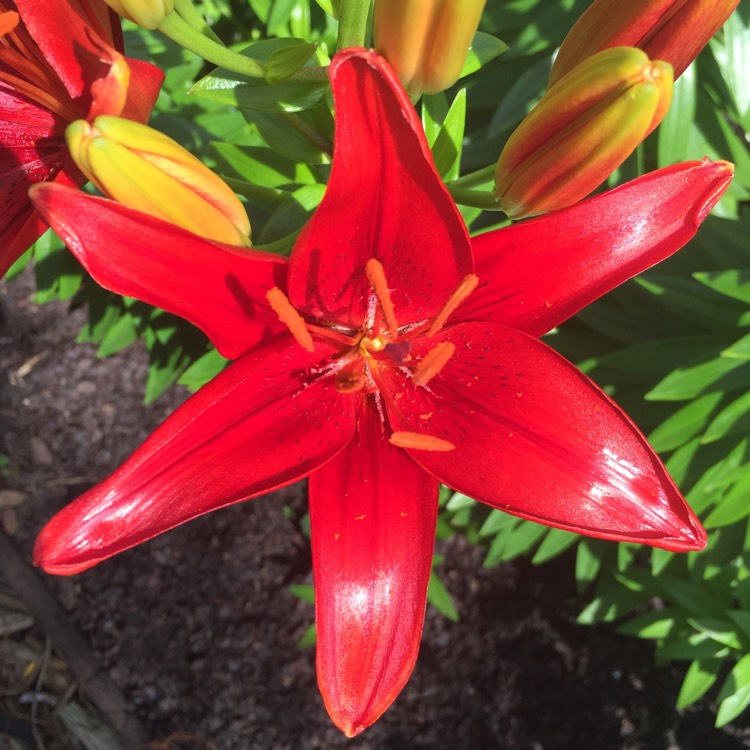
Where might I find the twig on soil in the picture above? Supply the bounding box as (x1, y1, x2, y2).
(0, 530, 150, 750)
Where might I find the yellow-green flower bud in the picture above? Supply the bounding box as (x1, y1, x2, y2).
(495, 47, 673, 220)
(102, 0, 175, 30)
(67, 116, 251, 247)
(374, 0, 486, 96)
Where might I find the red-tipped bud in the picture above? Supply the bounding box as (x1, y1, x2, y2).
(495, 47, 673, 219)
(67, 116, 251, 246)
(550, 0, 740, 86)
(374, 0, 486, 96)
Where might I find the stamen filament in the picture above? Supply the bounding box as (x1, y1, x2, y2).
(413, 342, 455, 386)
(365, 258, 399, 337)
(266, 287, 315, 353)
(389, 431, 455, 451)
(427, 274, 479, 338)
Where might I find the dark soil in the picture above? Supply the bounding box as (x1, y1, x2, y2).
(2, 267, 750, 750)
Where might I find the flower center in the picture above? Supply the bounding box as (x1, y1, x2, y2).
(265, 260, 478, 451)
(0, 9, 80, 121)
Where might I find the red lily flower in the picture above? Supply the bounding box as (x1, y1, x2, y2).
(30, 49, 730, 736)
(0, 0, 163, 277)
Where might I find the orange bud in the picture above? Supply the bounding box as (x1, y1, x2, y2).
(496, 47, 673, 219)
(550, 0, 740, 86)
(66, 116, 251, 246)
(374, 0, 486, 96)
(102, 0, 175, 29)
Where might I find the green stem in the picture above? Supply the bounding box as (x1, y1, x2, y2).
(337, 0, 372, 49)
(158, 13, 329, 82)
(448, 186, 503, 211)
(173, 0, 225, 45)
(447, 163, 496, 189)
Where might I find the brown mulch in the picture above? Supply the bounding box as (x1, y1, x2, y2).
(2, 266, 750, 750)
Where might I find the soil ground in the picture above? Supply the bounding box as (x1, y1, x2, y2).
(2, 267, 750, 750)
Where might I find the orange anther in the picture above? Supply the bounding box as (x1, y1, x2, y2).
(365, 258, 399, 337)
(389, 431, 455, 451)
(0, 11, 19, 37)
(266, 287, 315, 353)
(427, 274, 479, 338)
(412, 341, 455, 386)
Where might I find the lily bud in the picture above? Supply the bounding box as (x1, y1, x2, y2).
(495, 47, 673, 220)
(374, 0, 486, 96)
(102, 0, 175, 29)
(550, 0, 740, 86)
(67, 116, 251, 247)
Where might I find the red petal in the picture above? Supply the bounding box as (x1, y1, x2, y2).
(34, 338, 358, 575)
(380, 322, 706, 552)
(461, 159, 733, 337)
(310, 402, 437, 737)
(0, 88, 81, 276)
(120, 57, 164, 123)
(287, 48, 472, 329)
(30, 184, 287, 359)
(15, 0, 112, 113)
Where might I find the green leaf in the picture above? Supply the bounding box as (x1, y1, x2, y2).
(694, 270, 750, 305)
(212, 143, 320, 188)
(657, 632, 728, 661)
(445, 492, 477, 512)
(575, 539, 603, 591)
(192, 39, 329, 113)
(265, 42, 318, 84)
(96, 314, 138, 357)
(658, 577, 728, 618)
(617, 611, 676, 639)
(33, 230, 83, 303)
(703, 391, 750, 444)
(178, 348, 228, 392)
(257, 184, 325, 244)
(531, 528, 579, 564)
(431, 89, 467, 180)
(716, 654, 750, 727)
(459, 32, 508, 79)
(478, 508, 515, 537)
(645, 356, 750, 401)
(289, 583, 315, 603)
(723, 333, 750, 360)
(247, 109, 331, 164)
(657, 66, 698, 167)
(648, 391, 724, 452)
(484, 519, 547, 565)
(704, 473, 750, 528)
(427, 568, 459, 622)
(688, 618, 745, 651)
(676, 656, 723, 709)
(297, 622, 317, 649)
